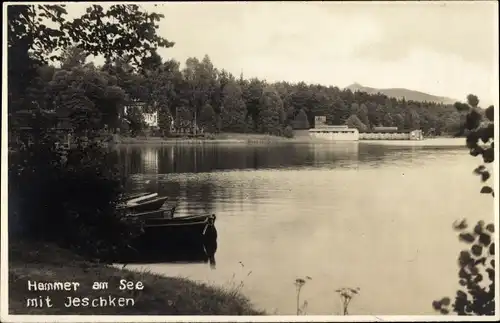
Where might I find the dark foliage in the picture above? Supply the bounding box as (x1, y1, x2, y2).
(8, 4, 171, 260)
(433, 96, 495, 315)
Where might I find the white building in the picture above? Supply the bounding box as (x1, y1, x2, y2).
(143, 111, 158, 127)
(123, 101, 158, 128)
(308, 116, 360, 141)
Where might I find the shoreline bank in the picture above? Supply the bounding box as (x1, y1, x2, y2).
(112, 133, 466, 148)
(113, 133, 299, 145)
(8, 240, 264, 315)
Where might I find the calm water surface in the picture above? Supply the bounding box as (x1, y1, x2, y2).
(115, 138, 494, 315)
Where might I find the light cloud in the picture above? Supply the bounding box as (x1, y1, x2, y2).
(61, 1, 499, 106)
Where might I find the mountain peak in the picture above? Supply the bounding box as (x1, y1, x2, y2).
(347, 82, 363, 89)
(343, 83, 457, 105)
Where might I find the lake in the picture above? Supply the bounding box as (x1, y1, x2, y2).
(114, 138, 495, 315)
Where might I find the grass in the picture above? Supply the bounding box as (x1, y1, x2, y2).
(8, 240, 264, 315)
(112, 132, 313, 145)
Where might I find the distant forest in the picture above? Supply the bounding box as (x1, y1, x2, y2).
(22, 47, 473, 138)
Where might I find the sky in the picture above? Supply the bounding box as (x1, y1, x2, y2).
(63, 1, 498, 106)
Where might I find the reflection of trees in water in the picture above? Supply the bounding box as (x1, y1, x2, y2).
(115, 144, 463, 177)
(310, 143, 360, 168)
(113, 144, 460, 216)
(123, 144, 361, 173)
(114, 143, 449, 175)
(142, 147, 159, 174)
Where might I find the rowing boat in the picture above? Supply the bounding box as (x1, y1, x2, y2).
(117, 193, 169, 213)
(118, 192, 155, 203)
(122, 214, 218, 263)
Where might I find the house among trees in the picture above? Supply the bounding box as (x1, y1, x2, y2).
(121, 100, 160, 137)
(10, 108, 73, 150)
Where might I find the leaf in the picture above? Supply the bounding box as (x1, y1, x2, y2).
(465, 109, 482, 130)
(458, 233, 475, 243)
(479, 125, 493, 143)
(480, 186, 493, 194)
(440, 308, 449, 315)
(466, 132, 479, 148)
(486, 268, 495, 281)
(469, 147, 483, 157)
(480, 171, 490, 182)
(473, 165, 486, 174)
(452, 219, 468, 230)
(472, 274, 483, 284)
(458, 251, 472, 267)
(474, 222, 484, 234)
(432, 300, 442, 310)
(441, 297, 450, 306)
(469, 265, 479, 275)
(486, 224, 494, 233)
(482, 147, 494, 163)
(489, 243, 495, 255)
(471, 244, 483, 256)
(485, 105, 494, 122)
(478, 233, 491, 247)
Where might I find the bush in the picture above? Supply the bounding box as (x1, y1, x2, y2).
(9, 131, 141, 261)
(433, 97, 495, 316)
(283, 125, 294, 138)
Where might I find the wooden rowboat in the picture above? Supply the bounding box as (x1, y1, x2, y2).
(120, 214, 218, 265)
(124, 205, 177, 220)
(125, 193, 158, 204)
(117, 194, 169, 213)
(119, 192, 156, 203)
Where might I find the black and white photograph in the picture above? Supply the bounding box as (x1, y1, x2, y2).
(1, 1, 499, 321)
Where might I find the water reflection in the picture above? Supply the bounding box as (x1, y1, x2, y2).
(115, 142, 466, 176)
(142, 146, 159, 174)
(111, 141, 489, 315)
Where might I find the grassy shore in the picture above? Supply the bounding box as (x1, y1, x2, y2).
(8, 240, 264, 315)
(113, 133, 464, 147)
(114, 132, 308, 145)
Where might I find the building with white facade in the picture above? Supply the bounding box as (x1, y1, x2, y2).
(123, 101, 158, 128)
(308, 116, 360, 141)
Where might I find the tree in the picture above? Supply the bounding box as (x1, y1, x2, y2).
(182, 55, 219, 134)
(433, 96, 495, 316)
(404, 108, 421, 130)
(158, 105, 173, 136)
(355, 103, 370, 128)
(60, 46, 89, 70)
(144, 59, 183, 121)
(242, 78, 266, 130)
(366, 102, 380, 128)
(140, 50, 163, 72)
(199, 104, 217, 133)
(335, 99, 350, 125)
(382, 113, 394, 127)
(175, 106, 193, 133)
(47, 64, 127, 134)
(8, 4, 173, 260)
(8, 4, 173, 115)
(345, 115, 368, 132)
(258, 86, 284, 135)
(293, 108, 310, 129)
(393, 113, 405, 130)
(220, 80, 247, 133)
(212, 69, 232, 115)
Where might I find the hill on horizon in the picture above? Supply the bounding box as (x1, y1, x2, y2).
(345, 83, 458, 105)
